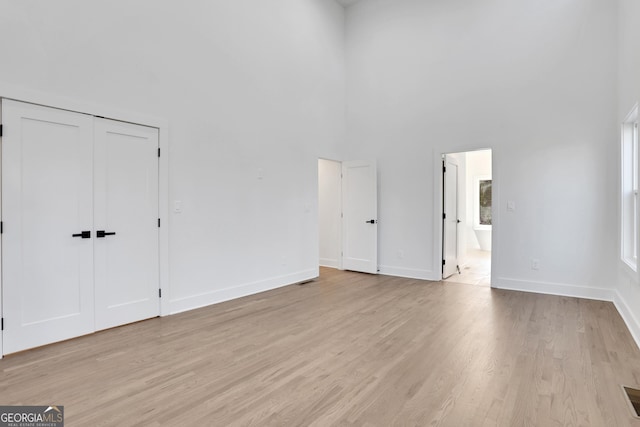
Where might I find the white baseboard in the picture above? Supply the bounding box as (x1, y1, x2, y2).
(378, 265, 434, 281)
(613, 289, 640, 351)
(493, 277, 614, 302)
(319, 258, 339, 268)
(168, 268, 318, 315)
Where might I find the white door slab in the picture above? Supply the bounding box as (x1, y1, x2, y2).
(443, 158, 459, 278)
(342, 160, 378, 274)
(2, 100, 94, 354)
(94, 118, 160, 331)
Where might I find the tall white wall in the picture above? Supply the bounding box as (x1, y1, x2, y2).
(346, 0, 618, 295)
(0, 0, 346, 313)
(615, 0, 640, 345)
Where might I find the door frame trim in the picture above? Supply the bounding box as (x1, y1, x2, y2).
(0, 83, 171, 347)
(432, 147, 497, 286)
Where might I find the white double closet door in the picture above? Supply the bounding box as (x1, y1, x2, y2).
(2, 100, 159, 355)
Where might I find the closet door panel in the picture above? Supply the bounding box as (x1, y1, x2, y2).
(2, 100, 94, 354)
(94, 118, 159, 331)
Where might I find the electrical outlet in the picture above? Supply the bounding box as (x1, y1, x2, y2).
(531, 258, 540, 270)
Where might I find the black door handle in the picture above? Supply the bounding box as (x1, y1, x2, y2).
(96, 230, 116, 238)
(72, 231, 91, 239)
(365, 219, 377, 224)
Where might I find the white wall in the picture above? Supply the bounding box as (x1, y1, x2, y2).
(318, 159, 342, 268)
(0, 0, 346, 313)
(465, 150, 492, 251)
(615, 0, 640, 346)
(346, 0, 618, 295)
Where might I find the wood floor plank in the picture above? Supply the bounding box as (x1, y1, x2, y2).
(1, 267, 640, 425)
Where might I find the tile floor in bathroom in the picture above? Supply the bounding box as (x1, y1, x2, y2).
(443, 249, 491, 287)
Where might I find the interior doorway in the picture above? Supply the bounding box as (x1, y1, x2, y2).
(318, 158, 342, 270)
(317, 158, 379, 274)
(441, 149, 492, 286)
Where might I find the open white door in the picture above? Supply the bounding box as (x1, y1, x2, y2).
(442, 157, 459, 278)
(342, 160, 378, 274)
(94, 118, 160, 331)
(2, 100, 95, 354)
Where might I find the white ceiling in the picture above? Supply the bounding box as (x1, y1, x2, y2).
(335, 0, 363, 7)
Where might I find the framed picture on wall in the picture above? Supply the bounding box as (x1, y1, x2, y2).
(474, 175, 492, 230)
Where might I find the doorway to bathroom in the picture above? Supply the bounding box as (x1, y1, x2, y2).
(442, 149, 492, 286)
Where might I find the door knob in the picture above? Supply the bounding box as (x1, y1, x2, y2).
(96, 230, 116, 238)
(365, 219, 377, 224)
(72, 231, 91, 239)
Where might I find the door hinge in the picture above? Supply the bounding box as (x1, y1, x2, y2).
(0, 124, 3, 137)
(442, 259, 446, 266)
(158, 218, 161, 228)
(1, 318, 4, 331)
(158, 148, 161, 158)
(159, 289, 162, 298)
(1, 221, 4, 234)
(443, 213, 446, 220)
(443, 164, 446, 173)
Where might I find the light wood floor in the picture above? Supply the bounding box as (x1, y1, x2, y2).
(2, 268, 640, 426)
